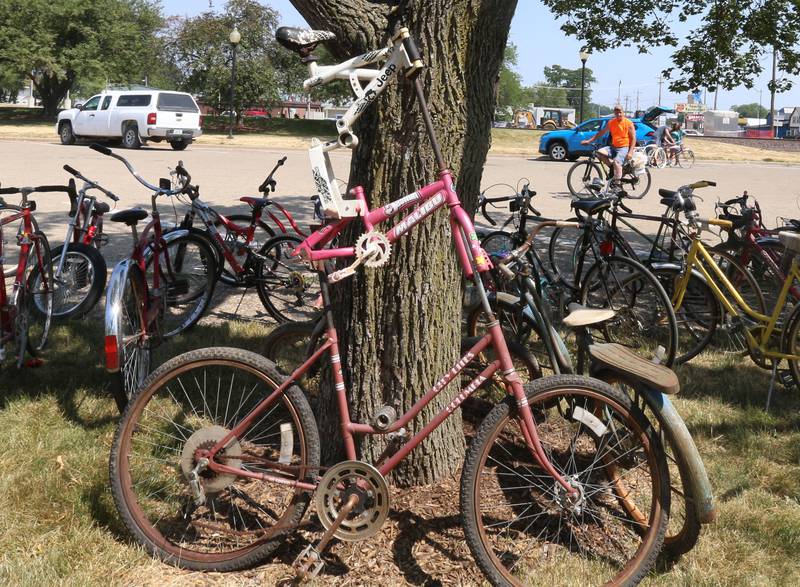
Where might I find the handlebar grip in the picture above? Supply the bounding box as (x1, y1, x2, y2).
(63, 164, 80, 176)
(34, 185, 70, 192)
(402, 36, 424, 78)
(529, 205, 541, 216)
(0, 187, 18, 194)
(278, 156, 287, 165)
(555, 221, 581, 228)
(90, 143, 113, 156)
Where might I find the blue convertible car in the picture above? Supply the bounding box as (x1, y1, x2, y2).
(539, 106, 674, 161)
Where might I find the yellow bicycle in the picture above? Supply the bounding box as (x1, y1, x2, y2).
(662, 183, 800, 405)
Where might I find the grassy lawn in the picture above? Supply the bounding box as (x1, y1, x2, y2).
(1, 316, 799, 585)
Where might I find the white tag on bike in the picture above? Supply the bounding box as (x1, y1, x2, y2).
(571, 405, 608, 437)
(279, 423, 294, 464)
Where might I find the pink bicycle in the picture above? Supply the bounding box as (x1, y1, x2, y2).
(109, 26, 670, 585)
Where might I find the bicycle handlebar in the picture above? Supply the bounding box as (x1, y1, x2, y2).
(62, 164, 120, 201)
(0, 184, 72, 195)
(258, 156, 287, 194)
(90, 143, 190, 196)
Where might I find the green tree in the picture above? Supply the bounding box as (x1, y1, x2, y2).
(496, 44, 535, 117)
(0, 0, 163, 116)
(543, 64, 596, 109)
(731, 102, 769, 118)
(530, 83, 568, 107)
(541, 0, 800, 95)
(166, 0, 280, 119)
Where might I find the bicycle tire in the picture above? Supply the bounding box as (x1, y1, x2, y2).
(547, 220, 584, 289)
(678, 150, 695, 169)
(214, 214, 275, 287)
(566, 160, 603, 198)
(49, 242, 107, 319)
(23, 232, 54, 358)
(595, 371, 702, 558)
(0, 205, 40, 279)
(107, 262, 150, 411)
(706, 249, 766, 354)
(782, 302, 800, 388)
(149, 232, 217, 338)
(109, 346, 320, 571)
(255, 234, 321, 323)
(653, 147, 667, 169)
(481, 230, 520, 261)
(460, 374, 669, 587)
(623, 167, 652, 198)
(580, 255, 678, 366)
(651, 266, 719, 364)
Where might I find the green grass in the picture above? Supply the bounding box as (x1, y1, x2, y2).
(0, 106, 54, 124)
(201, 115, 336, 137)
(1, 320, 800, 585)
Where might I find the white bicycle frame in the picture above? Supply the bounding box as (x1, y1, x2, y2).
(301, 28, 422, 219)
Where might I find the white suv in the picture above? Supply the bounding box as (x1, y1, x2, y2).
(57, 89, 203, 150)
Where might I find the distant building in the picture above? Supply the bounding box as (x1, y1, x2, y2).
(790, 108, 800, 138)
(703, 110, 740, 137)
(767, 107, 796, 138)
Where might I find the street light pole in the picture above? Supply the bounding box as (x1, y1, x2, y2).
(228, 26, 241, 139)
(579, 50, 589, 123)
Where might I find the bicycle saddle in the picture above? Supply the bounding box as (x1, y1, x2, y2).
(571, 198, 612, 215)
(239, 196, 271, 210)
(110, 208, 148, 226)
(562, 302, 616, 328)
(589, 342, 680, 395)
(94, 201, 111, 214)
(275, 27, 336, 55)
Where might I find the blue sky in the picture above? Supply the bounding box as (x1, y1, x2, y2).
(162, 0, 799, 111)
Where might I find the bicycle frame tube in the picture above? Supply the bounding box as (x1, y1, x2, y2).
(0, 208, 35, 338)
(674, 238, 800, 357)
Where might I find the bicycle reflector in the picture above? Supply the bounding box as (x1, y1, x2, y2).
(105, 335, 120, 372)
(600, 239, 615, 256)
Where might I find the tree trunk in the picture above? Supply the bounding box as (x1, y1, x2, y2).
(290, 0, 516, 486)
(34, 72, 74, 118)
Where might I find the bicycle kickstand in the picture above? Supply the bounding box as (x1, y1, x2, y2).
(766, 361, 779, 411)
(292, 493, 360, 582)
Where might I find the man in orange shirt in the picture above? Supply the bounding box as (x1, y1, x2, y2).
(581, 105, 636, 188)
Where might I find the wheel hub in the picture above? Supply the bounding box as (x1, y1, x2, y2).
(180, 425, 242, 494)
(553, 476, 585, 515)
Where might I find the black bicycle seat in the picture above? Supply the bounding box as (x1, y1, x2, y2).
(110, 208, 148, 225)
(571, 198, 612, 215)
(94, 201, 111, 214)
(275, 27, 336, 55)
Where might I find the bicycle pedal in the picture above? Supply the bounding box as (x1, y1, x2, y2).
(293, 544, 324, 580)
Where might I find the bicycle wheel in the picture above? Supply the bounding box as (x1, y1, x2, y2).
(596, 372, 701, 558)
(461, 375, 669, 586)
(152, 233, 217, 338)
(49, 242, 107, 319)
(653, 147, 667, 169)
(706, 249, 765, 354)
(110, 347, 320, 571)
(107, 262, 151, 411)
(256, 235, 321, 323)
(481, 231, 524, 294)
(580, 255, 678, 366)
(262, 319, 325, 408)
(23, 233, 54, 357)
(548, 221, 584, 289)
(622, 167, 652, 198)
(0, 205, 40, 279)
(566, 160, 603, 198)
(651, 266, 719, 364)
(782, 302, 800, 388)
(677, 150, 695, 169)
(215, 215, 275, 287)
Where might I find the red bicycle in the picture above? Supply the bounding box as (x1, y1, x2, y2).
(95, 144, 218, 410)
(0, 184, 56, 368)
(171, 155, 322, 323)
(109, 26, 670, 585)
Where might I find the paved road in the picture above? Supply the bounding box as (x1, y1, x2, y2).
(2, 138, 799, 319)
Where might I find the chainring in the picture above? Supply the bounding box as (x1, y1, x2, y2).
(180, 425, 243, 494)
(314, 460, 390, 541)
(355, 231, 391, 268)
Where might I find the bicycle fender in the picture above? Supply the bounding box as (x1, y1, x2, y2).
(105, 259, 136, 372)
(142, 228, 190, 264)
(596, 367, 717, 525)
(650, 262, 710, 287)
(642, 389, 716, 524)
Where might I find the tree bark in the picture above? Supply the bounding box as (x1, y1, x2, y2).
(290, 0, 516, 486)
(34, 72, 74, 118)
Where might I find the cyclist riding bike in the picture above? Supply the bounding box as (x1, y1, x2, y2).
(667, 121, 685, 166)
(581, 105, 636, 191)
